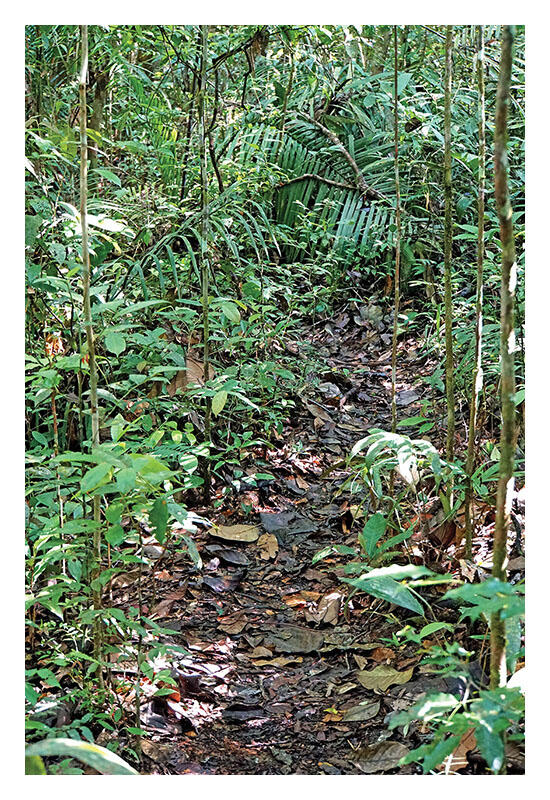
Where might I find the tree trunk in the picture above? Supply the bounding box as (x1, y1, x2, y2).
(464, 26, 486, 559)
(490, 24, 517, 691)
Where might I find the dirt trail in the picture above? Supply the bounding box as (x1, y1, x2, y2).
(119, 314, 432, 775)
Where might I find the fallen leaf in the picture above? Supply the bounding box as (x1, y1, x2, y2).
(282, 590, 322, 608)
(203, 572, 244, 593)
(140, 739, 175, 764)
(396, 389, 419, 407)
(355, 741, 409, 773)
(257, 533, 279, 560)
(263, 625, 324, 654)
(322, 709, 343, 723)
(508, 556, 525, 571)
(210, 524, 260, 543)
(356, 665, 414, 692)
(437, 728, 477, 772)
(251, 655, 303, 667)
(342, 700, 380, 722)
(206, 546, 250, 566)
(370, 647, 395, 663)
(250, 646, 273, 658)
(303, 399, 333, 423)
(304, 591, 343, 626)
(218, 611, 248, 635)
(151, 587, 187, 618)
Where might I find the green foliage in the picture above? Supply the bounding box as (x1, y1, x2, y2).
(25, 737, 138, 775)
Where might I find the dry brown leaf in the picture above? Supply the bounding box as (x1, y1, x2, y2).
(304, 591, 343, 626)
(282, 590, 322, 608)
(437, 728, 477, 772)
(250, 645, 273, 658)
(322, 710, 343, 723)
(252, 655, 303, 667)
(356, 665, 414, 692)
(257, 533, 279, 560)
(210, 524, 260, 543)
(355, 741, 409, 773)
(304, 399, 332, 423)
(151, 587, 188, 618)
(342, 700, 380, 722)
(370, 647, 396, 663)
(218, 611, 248, 635)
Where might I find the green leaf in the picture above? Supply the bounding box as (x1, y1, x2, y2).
(81, 463, 112, 493)
(182, 534, 202, 569)
(150, 497, 169, 543)
(25, 755, 47, 775)
(212, 390, 228, 416)
(475, 725, 504, 774)
(67, 558, 82, 582)
(94, 168, 122, 187)
(105, 524, 126, 546)
(343, 575, 424, 614)
(104, 330, 127, 356)
(25, 214, 43, 248)
(359, 513, 387, 558)
(220, 301, 241, 323)
(312, 544, 357, 564)
(129, 454, 173, 483)
(116, 467, 137, 493)
(25, 738, 138, 775)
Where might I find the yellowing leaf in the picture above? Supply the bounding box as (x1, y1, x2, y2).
(212, 390, 228, 416)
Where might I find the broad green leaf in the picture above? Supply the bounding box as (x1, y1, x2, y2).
(81, 463, 112, 493)
(475, 725, 504, 774)
(220, 301, 241, 323)
(105, 524, 126, 546)
(94, 168, 122, 187)
(116, 467, 136, 493)
(359, 513, 387, 558)
(365, 564, 434, 581)
(150, 497, 169, 543)
(343, 575, 424, 615)
(25, 214, 43, 248)
(129, 454, 173, 483)
(25, 738, 138, 775)
(212, 390, 228, 416)
(179, 453, 198, 473)
(105, 330, 127, 356)
(312, 544, 357, 564)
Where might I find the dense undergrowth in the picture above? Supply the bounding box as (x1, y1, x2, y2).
(25, 24, 524, 775)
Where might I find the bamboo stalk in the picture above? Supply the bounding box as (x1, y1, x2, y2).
(79, 24, 104, 690)
(444, 25, 456, 464)
(464, 26, 486, 558)
(391, 26, 402, 438)
(199, 25, 212, 502)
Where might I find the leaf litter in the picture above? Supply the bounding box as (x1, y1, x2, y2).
(108, 312, 520, 775)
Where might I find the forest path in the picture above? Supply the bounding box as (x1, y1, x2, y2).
(123, 307, 431, 775)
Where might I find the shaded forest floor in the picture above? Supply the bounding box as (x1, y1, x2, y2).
(100, 305, 525, 775)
